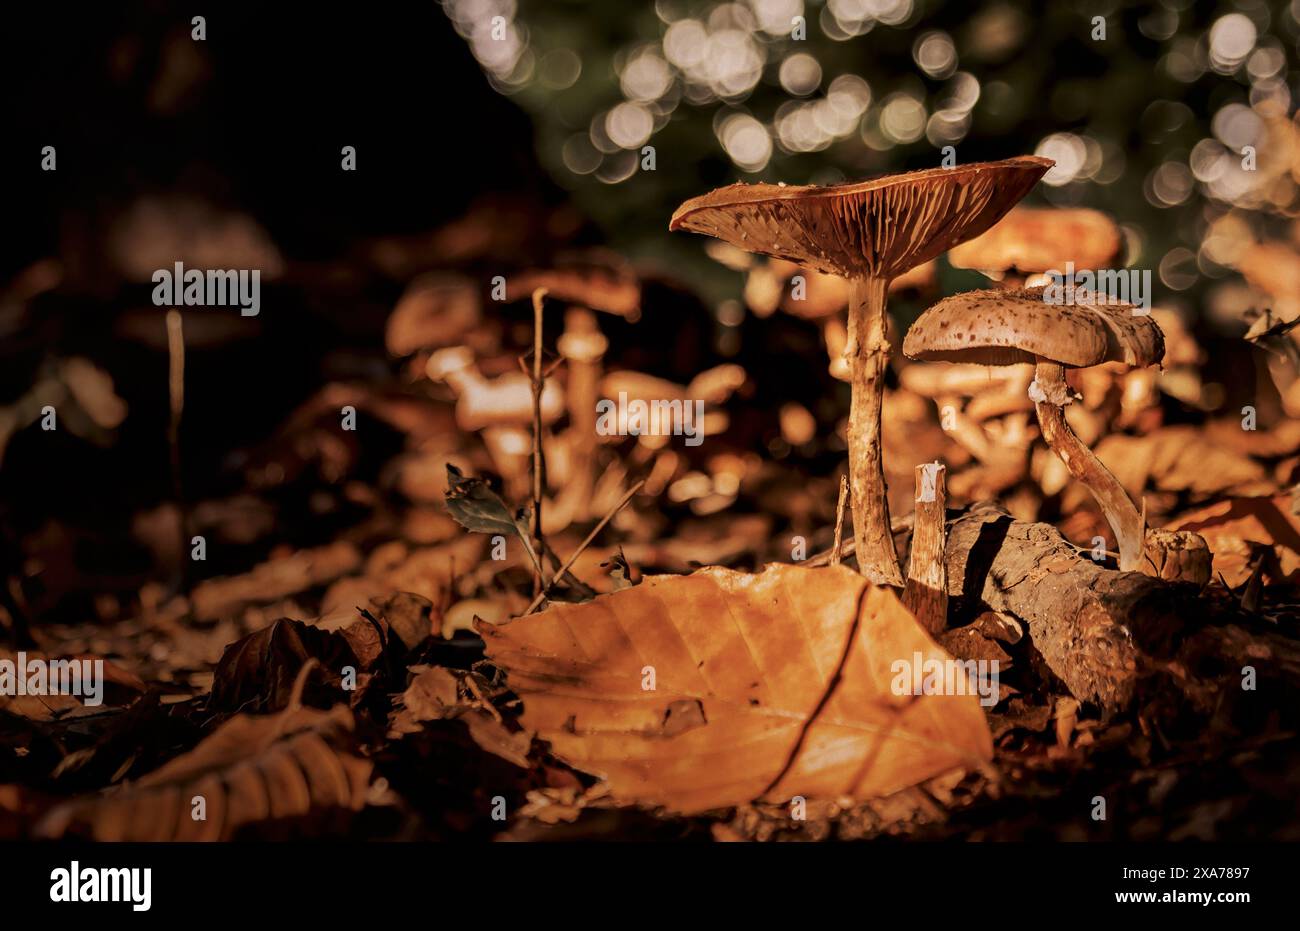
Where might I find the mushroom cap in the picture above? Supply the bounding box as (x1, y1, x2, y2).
(902, 287, 1165, 368)
(386, 273, 481, 357)
(557, 306, 608, 362)
(947, 207, 1122, 274)
(506, 250, 641, 318)
(669, 157, 1053, 280)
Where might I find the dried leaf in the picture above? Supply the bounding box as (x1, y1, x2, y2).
(368, 592, 434, 651)
(36, 703, 370, 841)
(322, 536, 483, 612)
(190, 541, 362, 620)
(0, 649, 144, 721)
(478, 564, 992, 814)
(444, 464, 530, 540)
(387, 667, 532, 767)
(462, 710, 533, 768)
(1166, 494, 1300, 586)
(209, 618, 359, 713)
(1095, 427, 1274, 501)
(388, 665, 463, 736)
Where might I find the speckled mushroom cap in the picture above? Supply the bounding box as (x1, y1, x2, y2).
(902, 287, 1165, 368)
(669, 157, 1053, 280)
(947, 207, 1122, 274)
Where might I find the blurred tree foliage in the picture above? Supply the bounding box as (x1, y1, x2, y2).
(446, 0, 1299, 312)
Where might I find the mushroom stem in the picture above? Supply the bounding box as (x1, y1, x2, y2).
(165, 309, 190, 594)
(558, 307, 605, 519)
(846, 276, 903, 585)
(1032, 361, 1144, 572)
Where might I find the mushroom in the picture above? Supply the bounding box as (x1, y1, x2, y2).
(670, 157, 1051, 583)
(903, 287, 1163, 573)
(427, 346, 564, 501)
(948, 207, 1122, 286)
(506, 250, 642, 321)
(897, 360, 1036, 474)
(556, 307, 609, 517)
(427, 346, 564, 432)
(598, 370, 732, 448)
(385, 273, 483, 358)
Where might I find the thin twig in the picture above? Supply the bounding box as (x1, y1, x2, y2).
(464, 673, 504, 724)
(804, 513, 913, 568)
(517, 351, 565, 379)
(515, 530, 549, 588)
(542, 355, 566, 380)
(165, 310, 189, 592)
(272, 658, 320, 740)
(830, 474, 849, 567)
(291, 659, 317, 706)
(523, 480, 646, 616)
(529, 288, 548, 596)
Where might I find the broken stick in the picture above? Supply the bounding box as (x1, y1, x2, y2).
(903, 462, 947, 636)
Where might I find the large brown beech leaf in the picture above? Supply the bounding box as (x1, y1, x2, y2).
(479, 564, 993, 814)
(35, 701, 370, 840)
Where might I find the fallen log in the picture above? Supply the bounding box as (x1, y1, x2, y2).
(811, 503, 1279, 714)
(942, 502, 1189, 712)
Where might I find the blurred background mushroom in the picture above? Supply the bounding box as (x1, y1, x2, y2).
(555, 306, 609, 520)
(385, 274, 487, 365)
(897, 360, 1036, 503)
(490, 252, 650, 526)
(427, 345, 564, 503)
(948, 206, 1122, 287)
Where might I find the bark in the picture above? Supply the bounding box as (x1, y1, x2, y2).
(903, 463, 948, 636)
(943, 503, 1187, 711)
(846, 276, 903, 586)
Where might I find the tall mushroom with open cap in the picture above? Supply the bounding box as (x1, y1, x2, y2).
(670, 157, 1052, 585)
(903, 286, 1163, 572)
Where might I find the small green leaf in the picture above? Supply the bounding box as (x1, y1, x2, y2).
(444, 464, 530, 540)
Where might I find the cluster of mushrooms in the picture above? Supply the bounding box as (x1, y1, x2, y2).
(399, 261, 749, 533)
(671, 155, 1208, 585)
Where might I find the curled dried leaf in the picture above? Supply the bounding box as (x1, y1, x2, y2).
(36, 703, 370, 841)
